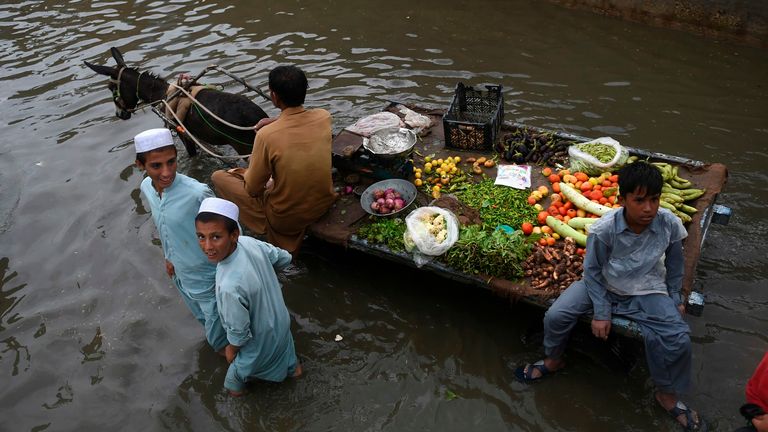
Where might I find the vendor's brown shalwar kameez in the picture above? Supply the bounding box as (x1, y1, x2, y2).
(212, 106, 336, 253)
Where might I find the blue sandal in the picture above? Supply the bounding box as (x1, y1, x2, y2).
(667, 401, 707, 431)
(514, 360, 554, 383)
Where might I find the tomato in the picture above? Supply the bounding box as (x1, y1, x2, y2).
(576, 209, 587, 218)
(550, 193, 562, 203)
(580, 181, 593, 192)
(602, 179, 612, 188)
(590, 190, 603, 201)
(552, 182, 561, 193)
(548, 206, 559, 216)
(566, 208, 577, 218)
(548, 174, 561, 183)
(538, 238, 548, 246)
(609, 174, 619, 183)
(541, 167, 552, 177)
(540, 226, 552, 234)
(558, 206, 568, 216)
(521, 222, 534, 236)
(598, 197, 608, 204)
(546, 236, 556, 246)
(574, 172, 589, 182)
(563, 201, 573, 210)
(527, 196, 537, 205)
(538, 211, 550, 225)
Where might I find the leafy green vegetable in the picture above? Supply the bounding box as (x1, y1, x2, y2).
(441, 224, 532, 280)
(455, 178, 539, 229)
(356, 217, 407, 251)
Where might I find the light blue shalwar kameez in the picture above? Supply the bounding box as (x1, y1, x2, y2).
(141, 173, 228, 351)
(544, 207, 691, 394)
(215, 236, 296, 392)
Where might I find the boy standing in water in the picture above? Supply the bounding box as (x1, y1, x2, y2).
(134, 128, 227, 353)
(514, 161, 705, 431)
(195, 197, 301, 396)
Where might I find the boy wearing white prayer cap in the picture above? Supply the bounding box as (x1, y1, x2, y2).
(195, 197, 302, 396)
(134, 128, 227, 354)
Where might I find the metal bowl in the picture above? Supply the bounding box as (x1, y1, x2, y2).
(362, 127, 417, 159)
(360, 179, 418, 216)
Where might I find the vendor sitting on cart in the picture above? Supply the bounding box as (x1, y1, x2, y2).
(211, 65, 336, 254)
(514, 161, 705, 431)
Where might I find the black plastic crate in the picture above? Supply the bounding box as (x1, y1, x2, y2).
(442, 83, 504, 151)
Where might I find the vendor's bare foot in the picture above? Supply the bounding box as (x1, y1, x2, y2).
(292, 363, 303, 378)
(228, 389, 245, 397)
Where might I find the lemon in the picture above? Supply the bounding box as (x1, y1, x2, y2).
(414, 179, 423, 187)
(415, 172, 422, 179)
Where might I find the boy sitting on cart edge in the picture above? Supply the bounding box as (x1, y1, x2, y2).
(195, 198, 301, 396)
(514, 161, 706, 431)
(133, 128, 228, 354)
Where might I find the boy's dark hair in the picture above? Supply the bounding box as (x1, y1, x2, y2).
(136, 145, 177, 164)
(617, 161, 663, 197)
(268, 65, 308, 107)
(195, 212, 239, 234)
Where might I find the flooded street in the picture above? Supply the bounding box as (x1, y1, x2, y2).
(1, 1, 766, 430)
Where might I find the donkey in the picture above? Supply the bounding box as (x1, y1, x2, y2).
(84, 47, 269, 157)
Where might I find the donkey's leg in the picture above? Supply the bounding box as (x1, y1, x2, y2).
(177, 131, 198, 157)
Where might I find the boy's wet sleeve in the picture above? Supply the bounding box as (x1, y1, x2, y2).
(664, 240, 684, 306)
(583, 234, 611, 320)
(219, 287, 252, 347)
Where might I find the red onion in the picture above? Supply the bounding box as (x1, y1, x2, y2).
(373, 190, 385, 200)
(376, 197, 386, 206)
(384, 198, 395, 207)
(370, 201, 380, 211)
(393, 198, 404, 210)
(344, 185, 354, 195)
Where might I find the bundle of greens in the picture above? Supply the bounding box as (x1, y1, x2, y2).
(355, 217, 407, 252)
(441, 225, 532, 280)
(454, 178, 539, 230)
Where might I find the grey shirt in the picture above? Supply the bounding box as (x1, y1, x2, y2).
(583, 207, 687, 320)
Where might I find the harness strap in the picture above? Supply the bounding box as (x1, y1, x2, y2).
(109, 66, 126, 100)
(135, 71, 144, 102)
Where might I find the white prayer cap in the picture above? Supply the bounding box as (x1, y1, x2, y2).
(198, 197, 239, 222)
(134, 128, 174, 153)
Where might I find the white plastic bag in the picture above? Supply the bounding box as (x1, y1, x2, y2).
(397, 104, 432, 132)
(346, 112, 404, 137)
(568, 137, 629, 175)
(403, 206, 460, 267)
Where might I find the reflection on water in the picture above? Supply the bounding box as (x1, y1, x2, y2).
(0, 257, 30, 377)
(1, 0, 767, 430)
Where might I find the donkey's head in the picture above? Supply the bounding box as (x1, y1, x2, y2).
(84, 47, 165, 120)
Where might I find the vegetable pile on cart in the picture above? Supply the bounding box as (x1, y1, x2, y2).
(314, 82, 730, 326)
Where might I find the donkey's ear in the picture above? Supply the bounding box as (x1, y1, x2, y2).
(84, 60, 116, 77)
(110, 47, 126, 67)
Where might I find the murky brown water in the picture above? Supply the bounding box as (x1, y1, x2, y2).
(1, 1, 767, 431)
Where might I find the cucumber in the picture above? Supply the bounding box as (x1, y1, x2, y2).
(560, 182, 613, 216)
(546, 215, 588, 246)
(567, 217, 597, 231)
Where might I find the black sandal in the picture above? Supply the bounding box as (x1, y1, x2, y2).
(667, 401, 707, 431)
